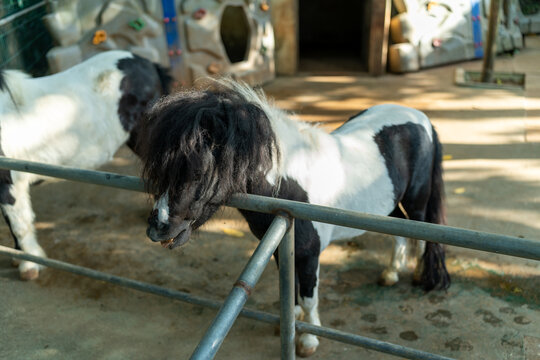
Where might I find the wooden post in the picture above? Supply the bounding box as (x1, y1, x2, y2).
(270, 0, 298, 75)
(368, 0, 391, 76)
(481, 0, 500, 83)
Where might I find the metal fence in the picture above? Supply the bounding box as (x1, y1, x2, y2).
(0, 0, 52, 75)
(0, 157, 538, 360)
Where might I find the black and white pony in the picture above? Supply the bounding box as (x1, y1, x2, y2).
(0, 50, 171, 280)
(137, 79, 450, 357)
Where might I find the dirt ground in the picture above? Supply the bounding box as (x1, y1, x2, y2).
(1, 39, 540, 359)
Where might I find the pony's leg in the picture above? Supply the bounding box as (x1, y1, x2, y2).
(403, 208, 432, 287)
(294, 271, 305, 321)
(413, 240, 426, 284)
(1, 182, 45, 280)
(379, 235, 408, 286)
(2, 212, 21, 267)
(0, 180, 20, 266)
(296, 256, 321, 357)
(380, 207, 409, 286)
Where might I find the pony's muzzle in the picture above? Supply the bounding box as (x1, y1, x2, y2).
(146, 210, 170, 241)
(146, 213, 192, 250)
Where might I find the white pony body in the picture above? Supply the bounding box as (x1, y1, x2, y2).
(1, 54, 128, 181)
(277, 105, 432, 248)
(0, 50, 170, 279)
(237, 84, 432, 249)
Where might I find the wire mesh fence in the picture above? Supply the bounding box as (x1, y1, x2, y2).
(0, 0, 52, 75)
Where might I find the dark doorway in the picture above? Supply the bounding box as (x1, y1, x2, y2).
(220, 6, 250, 64)
(298, 1, 370, 74)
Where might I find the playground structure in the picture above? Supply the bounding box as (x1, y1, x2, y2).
(389, 0, 526, 73)
(517, 0, 540, 34)
(43, 0, 274, 86)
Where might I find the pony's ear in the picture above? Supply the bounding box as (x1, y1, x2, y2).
(153, 63, 173, 95)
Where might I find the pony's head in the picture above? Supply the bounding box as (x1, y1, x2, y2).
(137, 82, 278, 248)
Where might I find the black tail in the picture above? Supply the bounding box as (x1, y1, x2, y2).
(0, 69, 19, 110)
(421, 128, 450, 291)
(153, 63, 174, 95)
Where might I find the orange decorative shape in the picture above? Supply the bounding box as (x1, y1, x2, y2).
(92, 30, 107, 45)
(260, 2, 270, 11)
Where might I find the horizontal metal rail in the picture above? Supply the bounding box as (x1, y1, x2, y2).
(227, 195, 540, 260)
(0, 245, 453, 360)
(1, 157, 538, 260)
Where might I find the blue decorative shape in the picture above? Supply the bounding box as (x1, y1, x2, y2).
(471, 0, 484, 58)
(161, 0, 181, 57)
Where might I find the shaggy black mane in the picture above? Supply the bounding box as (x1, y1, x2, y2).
(137, 85, 278, 203)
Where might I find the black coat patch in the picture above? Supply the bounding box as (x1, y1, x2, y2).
(374, 122, 450, 290)
(346, 109, 369, 122)
(0, 175, 14, 205)
(373, 122, 433, 204)
(116, 55, 172, 152)
(0, 70, 6, 92)
(0, 158, 14, 205)
(0, 69, 19, 111)
(242, 177, 321, 299)
(0, 119, 14, 205)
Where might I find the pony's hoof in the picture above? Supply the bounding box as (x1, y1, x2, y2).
(12, 258, 20, 267)
(19, 261, 42, 281)
(296, 343, 318, 358)
(379, 269, 398, 286)
(296, 334, 319, 358)
(20, 267, 39, 281)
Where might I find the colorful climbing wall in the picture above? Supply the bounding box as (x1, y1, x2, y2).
(44, 0, 274, 86)
(173, 0, 274, 86)
(389, 0, 524, 73)
(518, 0, 540, 34)
(44, 0, 169, 73)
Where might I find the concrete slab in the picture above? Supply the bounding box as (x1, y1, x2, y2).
(1, 36, 539, 360)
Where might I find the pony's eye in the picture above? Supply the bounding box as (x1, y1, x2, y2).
(194, 186, 202, 199)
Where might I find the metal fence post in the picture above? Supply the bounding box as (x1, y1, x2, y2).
(190, 215, 289, 360)
(279, 218, 295, 359)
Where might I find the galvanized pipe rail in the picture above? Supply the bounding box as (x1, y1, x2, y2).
(279, 221, 296, 359)
(1, 157, 538, 260)
(0, 245, 454, 360)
